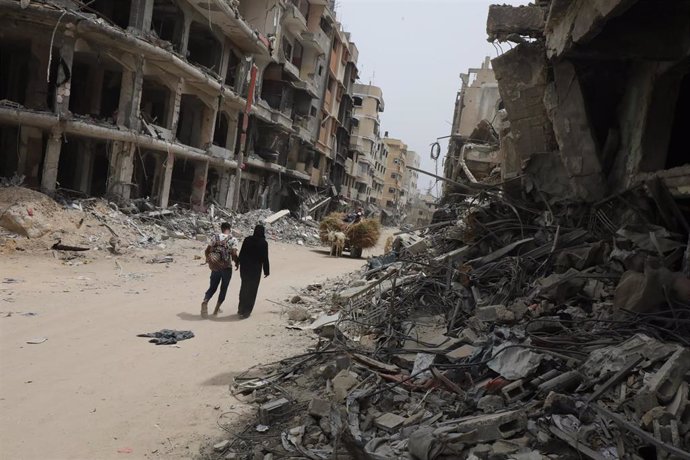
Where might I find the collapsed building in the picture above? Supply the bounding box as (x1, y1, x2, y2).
(446, 0, 690, 204)
(0, 0, 362, 213)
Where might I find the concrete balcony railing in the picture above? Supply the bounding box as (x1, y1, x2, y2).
(283, 2, 308, 34)
(301, 28, 331, 54)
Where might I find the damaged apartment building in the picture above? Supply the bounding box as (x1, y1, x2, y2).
(446, 0, 690, 207)
(0, 0, 361, 212)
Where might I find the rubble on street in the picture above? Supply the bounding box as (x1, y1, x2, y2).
(0, 186, 322, 254)
(213, 180, 690, 460)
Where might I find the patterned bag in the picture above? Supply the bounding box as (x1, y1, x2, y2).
(207, 234, 236, 271)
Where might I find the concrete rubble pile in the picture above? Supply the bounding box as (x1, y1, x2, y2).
(214, 183, 690, 460)
(0, 185, 322, 252)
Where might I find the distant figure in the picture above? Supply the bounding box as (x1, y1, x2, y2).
(236, 224, 270, 318)
(201, 222, 238, 318)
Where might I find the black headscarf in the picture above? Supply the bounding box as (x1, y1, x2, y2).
(253, 224, 266, 238)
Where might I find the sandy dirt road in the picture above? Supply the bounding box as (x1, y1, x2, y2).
(0, 238, 382, 459)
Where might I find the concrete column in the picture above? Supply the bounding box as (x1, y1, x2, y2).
(41, 128, 63, 193)
(129, 0, 154, 32)
(159, 152, 174, 208)
(168, 79, 184, 132)
(108, 141, 136, 200)
(88, 66, 105, 116)
(179, 15, 192, 57)
(18, 127, 43, 186)
(54, 38, 75, 117)
(225, 173, 237, 209)
(219, 40, 230, 82)
(546, 60, 607, 202)
(217, 170, 233, 207)
(200, 105, 218, 150)
(191, 160, 209, 210)
(77, 144, 95, 194)
(116, 58, 144, 130)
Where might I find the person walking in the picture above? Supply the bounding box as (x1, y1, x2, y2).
(236, 224, 270, 318)
(201, 222, 238, 318)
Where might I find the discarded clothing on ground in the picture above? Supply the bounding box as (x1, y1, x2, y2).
(137, 329, 194, 345)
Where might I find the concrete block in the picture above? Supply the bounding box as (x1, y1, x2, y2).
(446, 344, 477, 361)
(450, 410, 526, 444)
(476, 304, 515, 323)
(502, 379, 528, 403)
(458, 328, 481, 344)
(644, 348, 690, 404)
(263, 209, 290, 224)
(258, 398, 290, 424)
(374, 412, 406, 433)
(308, 399, 330, 418)
(332, 370, 358, 400)
(213, 440, 230, 452)
(477, 395, 505, 413)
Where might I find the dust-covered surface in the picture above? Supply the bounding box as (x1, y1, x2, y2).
(0, 193, 383, 459)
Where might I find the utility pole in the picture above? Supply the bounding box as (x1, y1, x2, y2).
(232, 64, 258, 211)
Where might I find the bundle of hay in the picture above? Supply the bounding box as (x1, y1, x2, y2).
(345, 218, 381, 249)
(319, 212, 347, 243)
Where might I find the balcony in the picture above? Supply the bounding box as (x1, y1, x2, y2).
(301, 28, 331, 54)
(350, 138, 365, 152)
(357, 192, 369, 202)
(283, 2, 308, 34)
(345, 158, 354, 173)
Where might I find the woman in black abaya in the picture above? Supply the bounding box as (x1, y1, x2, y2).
(237, 224, 270, 318)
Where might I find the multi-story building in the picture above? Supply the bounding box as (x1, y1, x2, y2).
(348, 84, 384, 205)
(0, 0, 359, 213)
(381, 137, 407, 211)
(240, 0, 354, 209)
(401, 150, 419, 208)
(371, 139, 388, 206)
(404, 193, 437, 227)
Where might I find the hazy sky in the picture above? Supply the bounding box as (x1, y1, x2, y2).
(335, 0, 528, 195)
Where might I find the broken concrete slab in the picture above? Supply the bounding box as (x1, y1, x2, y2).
(441, 410, 526, 444)
(308, 398, 330, 419)
(258, 398, 290, 424)
(487, 4, 545, 41)
(446, 344, 477, 362)
(643, 348, 690, 404)
(332, 370, 358, 400)
(263, 209, 290, 224)
(477, 395, 505, 413)
(374, 412, 405, 433)
(476, 304, 515, 323)
(213, 440, 230, 452)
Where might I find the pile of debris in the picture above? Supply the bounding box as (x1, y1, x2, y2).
(122, 203, 321, 246)
(0, 186, 323, 253)
(215, 182, 690, 460)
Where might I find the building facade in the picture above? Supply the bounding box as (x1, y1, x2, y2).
(347, 83, 384, 207)
(381, 137, 407, 212)
(0, 0, 361, 213)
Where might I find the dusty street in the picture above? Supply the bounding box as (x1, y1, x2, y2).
(0, 240, 372, 459)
